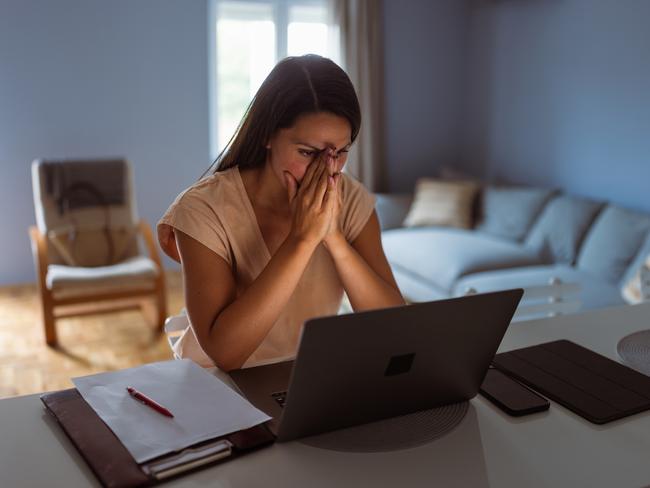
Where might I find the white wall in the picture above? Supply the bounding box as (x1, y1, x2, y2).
(0, 0, 211, 285)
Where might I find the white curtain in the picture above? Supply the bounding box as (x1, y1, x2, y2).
(329, 0, 385, 192)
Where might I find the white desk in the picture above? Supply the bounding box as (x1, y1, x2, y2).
(2, 303, 650, 488)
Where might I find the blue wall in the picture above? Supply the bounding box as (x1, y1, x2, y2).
(2, 0, 649, 285)
(383, 0, 469, 192)
(0, 0, 209, 285)
(461, 0, 650, 212)
(0, 0, 471, 284)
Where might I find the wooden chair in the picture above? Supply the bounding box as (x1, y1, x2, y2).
(29, 158, 167, 346)
(164, 311, 188, 360)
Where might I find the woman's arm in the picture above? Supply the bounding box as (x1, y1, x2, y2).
(177, 155, 337, 371)
(177, 230, 318, 371)
(325, 210, 405, 311)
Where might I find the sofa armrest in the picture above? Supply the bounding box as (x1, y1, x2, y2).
(375, 193, 413, 230)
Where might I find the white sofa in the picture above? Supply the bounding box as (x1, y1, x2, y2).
(375, 186, 650, 314)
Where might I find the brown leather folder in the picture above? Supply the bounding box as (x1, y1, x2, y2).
(41, 388, 275, 488)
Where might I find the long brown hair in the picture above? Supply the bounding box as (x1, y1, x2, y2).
(206, 54, 361, 176)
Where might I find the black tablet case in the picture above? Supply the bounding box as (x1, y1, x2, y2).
(492, 339, 650, 424)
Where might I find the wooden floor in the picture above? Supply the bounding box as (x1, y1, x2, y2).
(0, 270, 184, 399)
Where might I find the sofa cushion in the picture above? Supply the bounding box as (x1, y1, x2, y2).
(576, 206, 650, 285)
(403, 179, 479, 229)
(477, 186, 556, 242)
(375, 193, 413, 230)
(382, 227, 543, 292)
(46, 256, 158, 299)
(525, 195, 604, 265)
(453, 265, 625, 311)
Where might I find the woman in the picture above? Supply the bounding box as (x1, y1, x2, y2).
(158, 54, 404, 372)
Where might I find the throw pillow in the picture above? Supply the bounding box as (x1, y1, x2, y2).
(477, 186, 556, 242)
(622, 257, 650, 304)
(403, 179, 480, 229)
(621, 232, 650, 304)
(525, 195, 604, 265)
(576, 206, 650, 284)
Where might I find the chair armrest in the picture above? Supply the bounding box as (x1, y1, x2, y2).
(29, 226, 50, 289)
(374, 193, 413, 230)
(137, 219, 163, 269)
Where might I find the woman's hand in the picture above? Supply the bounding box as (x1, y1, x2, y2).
(323, 153, 344, 250)
(283, 149, 338, 247)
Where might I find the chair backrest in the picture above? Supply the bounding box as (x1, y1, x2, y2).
(464, 277, 581, 323)
(31, 158, 140, 266)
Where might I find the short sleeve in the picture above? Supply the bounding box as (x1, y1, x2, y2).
(157, 189, 233, 267)
(340, 173, 376, 242)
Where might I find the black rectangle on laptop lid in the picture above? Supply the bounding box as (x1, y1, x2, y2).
(492, 340, 650, 424)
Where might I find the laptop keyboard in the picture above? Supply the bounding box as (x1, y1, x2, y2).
(271, 391, 287, 408)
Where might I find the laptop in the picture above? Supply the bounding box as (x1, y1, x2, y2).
(230, 289, 523, 442)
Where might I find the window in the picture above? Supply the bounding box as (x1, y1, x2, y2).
(209, 0, 335, 158)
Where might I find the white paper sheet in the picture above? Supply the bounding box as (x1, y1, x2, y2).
(72, 359, 271, 463)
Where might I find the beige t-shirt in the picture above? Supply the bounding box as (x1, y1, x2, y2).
(158, 166, 375, 368)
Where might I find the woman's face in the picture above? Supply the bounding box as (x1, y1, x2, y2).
(266, 111, 352, 187)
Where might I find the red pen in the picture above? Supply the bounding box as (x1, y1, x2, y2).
(126, 386, 174, 418)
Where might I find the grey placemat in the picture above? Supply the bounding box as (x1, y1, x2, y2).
(617, 329, 650, 376)
(299, 401, 468, 453)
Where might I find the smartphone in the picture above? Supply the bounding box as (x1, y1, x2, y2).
(479, 368, 550, 416)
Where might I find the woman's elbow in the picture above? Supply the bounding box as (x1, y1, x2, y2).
(211, 354, 245, 373)
(202, 338, 247, 371)
(201, 320, 247, 371)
